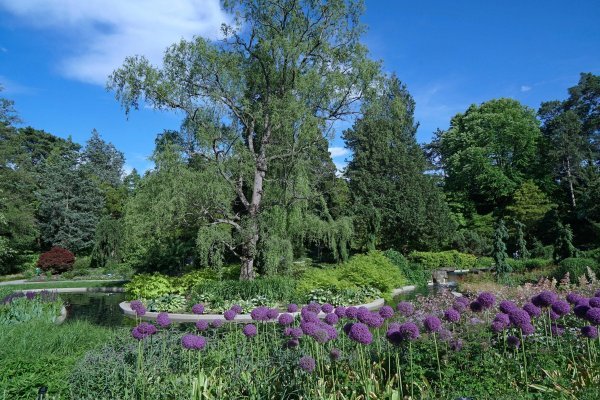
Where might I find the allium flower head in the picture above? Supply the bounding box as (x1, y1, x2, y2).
(549, 310, 560, 320)
(456, 296, 470, 306)
(589, 297, 600, 308)
(523, 302, 541, 318)
(551, 323, 565, 336)
(345, 307, 358, 319)
(439, 328, 452, 341)
(348, 322, 373, 345)
(324, 313, 339, 326)
(192, 304, 205, 314)
(581, 325, 598, 339)
(566, 293, 583, 305)
(469, 301, 483, 313)
(243, 324, 258, 338)
(324, 324, 338, 340)
(452, 301, 467, 313)
(181, 334, 207, 350)
(520, 323, 535, 336)
(343, 322, 354, 335)
(551, 300, 570, 316)
(312, 329, 329, 343)
(477, 292, 496, 309)
(575, 304, 591, 319)
(399, 322, 420, 341)
(131, 327, 145, 340)
(499, 300, 518, 314)
(329, 348, 342, 361)
(379, 305, 394, 319)
(507, 335, 520, 349)
(357, 307, 370, 319)
(532, 291, 557, 308)
(267, 308, 279, 320)
(306, 302, 321, 313)
(494, 313, 510, 327)
(26, 291, 36, 300)
(299, 356, 316, 372)
(211, 319, 224, 328)
(321, 303, 334, 314)
(509, 309, 531, 328)
(285, 338, 300, 348)
(130, 300, 144, 311)
(386, 329, 402, 345)
(224, 309, 236, 321)
(361, 312, 384, 328)
(585, 308, 600, 325)
(396, 302, 414, 316)
(423, 315, 442, 333)
(287, 303, 298, 313)
(491, 321, 506, 333)
(132, 322, 157, 340)
(576, 298, 590, 307)
(334, 306, 347, 318)
(231, 304, 243, 314)
(449, 338, 463, 351)
(278, 313, 294, 326)
(250, 306, 269, 321)
(300, 321, 319, 336)
(444, 309, 460, 323)
(156, 312, 171, 327)
(595, 290, 600, 298)
(195, 320, 209, 331)
(301, 309, 319, 323)
(286, 327, 303, 338)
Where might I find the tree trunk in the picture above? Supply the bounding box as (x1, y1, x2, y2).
(565, 158, 576, 208)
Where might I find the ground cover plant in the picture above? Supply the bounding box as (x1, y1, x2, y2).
(70, 278, 600, 399)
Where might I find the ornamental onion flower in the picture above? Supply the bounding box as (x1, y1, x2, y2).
(224, 309, 236, 321)
(444, 309, 461, 323)
(348, 322, 373, 345)
(509, 309, 531, 329)
(321, 303, 334, 314)
(250, 306, 269, 321)
(423, 315, 442, 333)
(312, 329, 329, 344)
(156, 312, 171, 328)
(566, 293, 584, 305)
(211, 319, 224, 328)
(494, 313, 510, 327)
(324, 313, 339, 326)
(329, 348, 342, 361)
(491, 321, 506, 333)
(195, 320, 209, 331)
(499, 300, 518, 314)
(452, 301, 467, 313)
(299, 356, 316, 372)
(581, 325, 598, 339)
(278, 313, 294, 326)
(469, 301, 483, 313)
(379, 305, 394, 319)
(231, 304, 243, 314)
(532, 291, 557, 308)
(574, 304, 591, 319)
(242, 324, 257, 338)
(191, 304, 205, 314)
(306, 303, 321, 313)
(520, 323, 535, 336)
(507, 335, 520, 349)
(267, 308, 279, 320)
(589, 297, 600, 308)
(345, 307, 358, 319)
(551, 324, 565, 336)
(551, 300, 571, 316)
(334, 306, 347, 318)
(398, 322, 420, 341)
(396, 302, 414, 316)
(181, 334, 207, 350)
(585, 308, 600, 325)
(523, 302, 541, 318)
(287, 303, 298, 313)
(285, 338, 299, 348)
(477, 292, 496, 309)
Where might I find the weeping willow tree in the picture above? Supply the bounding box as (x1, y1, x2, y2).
(110, 0, 378, 279)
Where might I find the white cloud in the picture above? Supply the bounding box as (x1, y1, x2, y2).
(329, 146, 350, 158)
(520, 85, 532, 92)
(0, 0, 228, 85)
(0, 46, 7, 53)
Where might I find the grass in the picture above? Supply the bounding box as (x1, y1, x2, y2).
(2, 280, 128, 290)
(0, 320, 116, 400)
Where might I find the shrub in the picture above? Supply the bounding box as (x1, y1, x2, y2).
(192, 276, 298, 303)
(474, 257, 494, 269)
(384, 249, 429, 287)
(125, 273, 174, 299)
(37, 247, 75, 274)
(555, 257, 599, 283)
(408, 250, 477, 270)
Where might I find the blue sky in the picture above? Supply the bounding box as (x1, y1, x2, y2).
(0, 0, 598, 173)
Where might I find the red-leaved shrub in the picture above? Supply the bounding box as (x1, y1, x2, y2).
(37, 247, 75, 273)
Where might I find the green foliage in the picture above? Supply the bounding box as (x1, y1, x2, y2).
(493, 219, 511, 278)
(125, 273, 176, 299)
(305, 287, 381, 306)
(383, 249, 429, 287)
(507, 258, 553, 273)
(91, 217, 123, 268)
(513, 219, 530, 260)
(506, 181, 555, 230)
(0, 295, 63, 325)
(344, 75, 454, 251)
(0, 320, 112, 399)
(192, 276, 298, 304)
(553, 222, 577, 262)
(555, 257, 599, 283)
(407, 250, 477, 270)
(475, 256, 494, 269)
(146, 294, 187, 312)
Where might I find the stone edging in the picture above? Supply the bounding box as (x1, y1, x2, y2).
(120, 285, 417, 324)
(17, 287, 125, 294)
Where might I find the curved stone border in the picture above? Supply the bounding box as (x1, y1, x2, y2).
(17, 287, 125, 294)
(120, 285, 417, 324)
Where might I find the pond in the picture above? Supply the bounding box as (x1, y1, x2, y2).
(60, 292, 134, 327)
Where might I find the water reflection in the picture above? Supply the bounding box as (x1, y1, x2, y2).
(60, 292, 134, 327)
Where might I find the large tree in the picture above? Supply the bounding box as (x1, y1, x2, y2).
(109, 0, 378, 279)
(344, 75, 454, 252)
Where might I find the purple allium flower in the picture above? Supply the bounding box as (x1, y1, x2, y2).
(491, 321, 506, 333)
(231, 304, 243, 314)
(300, 321, 319, 336)
(399, 322, 420, 341)
(494, 313, 510, 327)
(278, 313, 294, 326)
(532, 291, 557, 308)
(566, 293, 583, 305)
(469, 317, 483, 325)
(181, 334, 207, 350)
(551, 300, 571, 316)
(313, 329, 329, 344)
(25, 291, 36, 300)
(581, 325, 598, 339)
(137, 322, 157, 336)
(321, 303, 334, 314)
(343, 322, 354, 335)
(224, 309, 236, 321)
(356, 307, 370, 320)
(363, 313, 384, 328)
(324, 313, 339, 326)
(191, 303, 205, 314)
(267, 308, 279, 320)
(334, 306, 347, 318)
(449, 338, 463, 352)
(452, 301, 467, 313)
(299, 356, 316, 372)
(348, 322, 373, 345)
(242, 324, 258, 338)
(549, 310, 560, 320)
(509, 309, 531, 328)
(520, 323, 535, 336)
(523, 302, 541, 318)
(499, 300, 518, 314)
(211, 319, 224, 328)
(577, 298, 590, 307)
(379, 305, 395, 319)
(444, 309, 461, 323)
(287, 303, 298, 313)
(329, 348, 342, 361)
(589, 297, 600, 308)
(456, 296, 470, 306)
(130, 300, 144, 311)
(195, 320, 209, 331)
(439, 329, 452, 341)
(469, 301, 483, 313)
(551, 324, 565, 336)
(324, 324, 338, 340)
(507, 335, 520, 349)
(477, 292, 496, 309)
(585, 308, 600, 325)
(156, 312, 171, 328)
(575, 304, 591, 319)
(423, 315, 442, 333)
(345, 307, 358, 319)
(386, 330, 403, 345)
(291, 327, 304, 338)
(250, 306, 269, 321)
(301, 309, 319, 323)
(131, 327, 145, 340)
(388, 322, 401, 332)
(285, 338, 300, 349)
(307, 302, 321, 313)
(396, 302, 414, 316)
(595, 290, 600, 298)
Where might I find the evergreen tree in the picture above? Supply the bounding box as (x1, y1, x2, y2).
(513, 220, 530, 260)
(344, 75, 454, 251)
(81, 129, 125, 187)
(553, 222, 577, 262)
(493, 219, 510, 280)
(37, 147, 104, 253)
